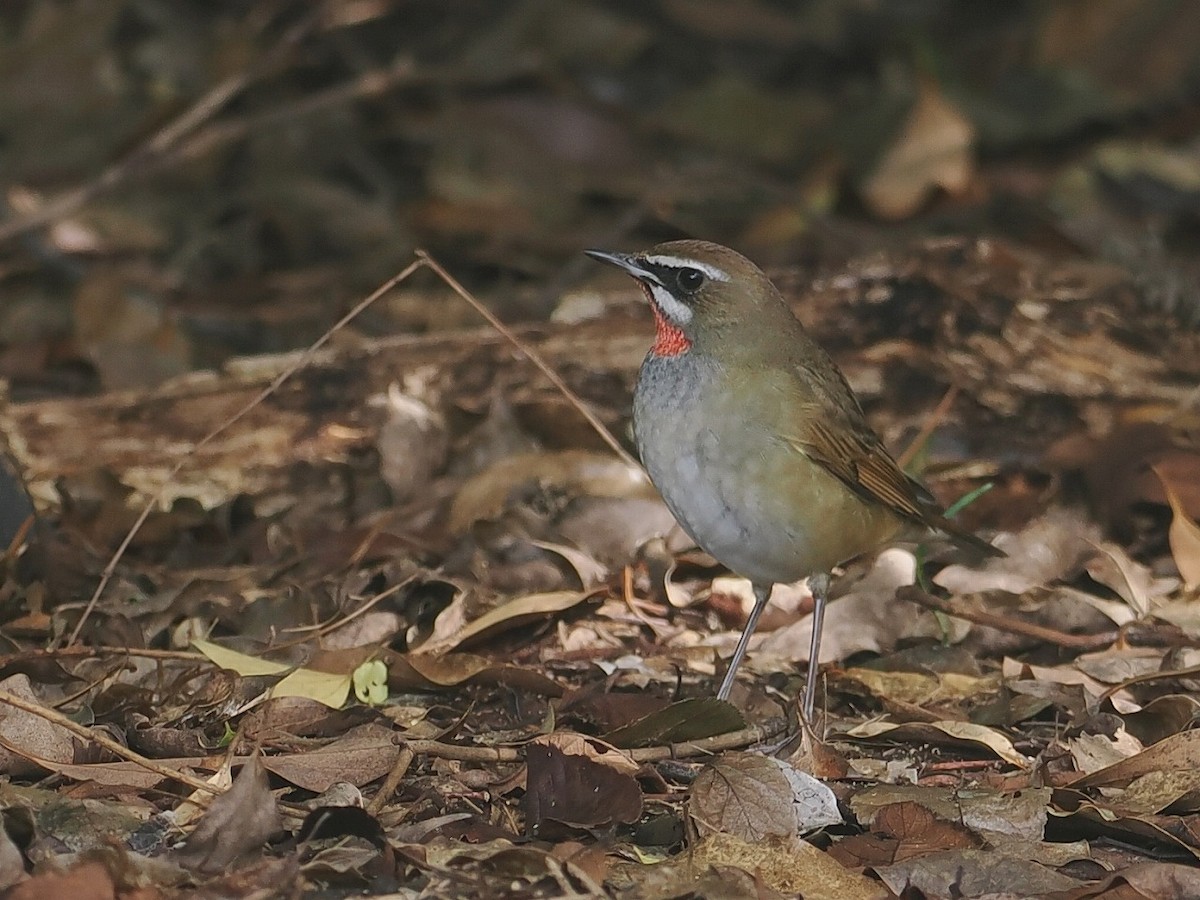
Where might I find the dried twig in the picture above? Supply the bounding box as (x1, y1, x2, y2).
(366, 745, 415, 816)
(898, 585, 1119, 649)
(401, 719, 784, 765)
(417, 249, 639, 469)
(897, 384, 959, 470)
(0, 688, 223, 797)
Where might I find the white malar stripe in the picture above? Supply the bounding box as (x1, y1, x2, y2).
(642, 255, 731, 282)
(647, 283, 694, 325)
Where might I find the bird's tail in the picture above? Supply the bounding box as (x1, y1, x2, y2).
(930, 514, 1005, 558)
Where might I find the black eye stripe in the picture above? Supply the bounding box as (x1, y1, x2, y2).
(639, 260, 709, 299)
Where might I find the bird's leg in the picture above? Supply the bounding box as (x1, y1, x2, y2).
(801, 573, 831, 722)
(716, 582, 773, 700)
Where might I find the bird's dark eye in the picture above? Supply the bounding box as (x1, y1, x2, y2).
(676, 267, 705, 293)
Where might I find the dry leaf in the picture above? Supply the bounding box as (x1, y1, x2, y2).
(840, 720, 1030, 768)
(860, 77, 974, 219)
(523, 742, 642, 837)
(603, 697, 745, 748)
(1086, 542, 1176, 618)
(376, 379, 447, 504)
(416, 590, 591, 654)
(1072, 728, 1200, 789)
(534, 732, 639, 776)
(176, 754, 282, 874)
(261, 724, 400, 792)
(1068, 728, 1144, 776)
(1157, 467, 1200, 589)
(935, 507, 1100, 595)
(0, 813, 26, 892)
(6, 861, 116, 900)
(689, 752, 841, 841)
(0, 674, 75, 776)
(831, 801, 979, 868)
(757, 549, 923, 667)
(690, 833, 888, 900)
(874, 849, 1081, 898)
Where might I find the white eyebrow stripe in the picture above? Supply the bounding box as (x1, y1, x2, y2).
(647, 283, 694, 325)
(642, 255, 731, 282)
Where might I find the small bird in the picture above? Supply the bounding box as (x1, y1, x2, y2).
(586, 240, 1001, 719)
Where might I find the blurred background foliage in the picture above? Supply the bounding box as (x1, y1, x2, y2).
(2, 0, 1200, 393)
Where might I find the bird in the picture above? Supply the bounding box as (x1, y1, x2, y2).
(585, 240, 1002, 720)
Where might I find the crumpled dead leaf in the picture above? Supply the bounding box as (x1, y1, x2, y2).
(176, 754, 282, 874)
(261, 723, 400, 792)
(840, 720, 1030, 768)
(874, 849, 1081, 899)
(1157, 467, 1200, 589)
(935, 507, 1100, 595)
(829, 800, 980, 868)
(860, 76, 974, 219)
(415, 589, 592, 654)
(756, 549, 933, 668)
(1086, 542, 1178, 619)
(533, 732, 638, 776)
(1071, 728, 1200, 790)
(688, 833, 888, 900)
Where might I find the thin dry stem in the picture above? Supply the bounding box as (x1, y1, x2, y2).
(898, 585, 1119, 649)
(366, 744, 415, 816)
(897, 384, 959, 470)
(0, 688, 223, 797)
(402, 719, 784, 764)
(417, 249, 640, 470)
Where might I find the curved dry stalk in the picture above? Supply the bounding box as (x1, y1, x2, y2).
(0, 687, 223, 797)
(417, 249, 640, 470)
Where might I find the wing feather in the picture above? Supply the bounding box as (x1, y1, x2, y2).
(783, 362, 1003, 557)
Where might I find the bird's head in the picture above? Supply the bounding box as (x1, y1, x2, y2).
(586, 240, 791, 358)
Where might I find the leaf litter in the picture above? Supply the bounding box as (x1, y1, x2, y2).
(4, 3, 1200, 898)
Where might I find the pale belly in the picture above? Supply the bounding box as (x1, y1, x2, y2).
(634, 354, 900, 585)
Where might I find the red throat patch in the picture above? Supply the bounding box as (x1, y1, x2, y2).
(645, 287, 691, 357)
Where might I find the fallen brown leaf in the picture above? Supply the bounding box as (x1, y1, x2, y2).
(0, 674, 75, 777)
(175, 754, 282, 875)
(688, 752, 840, 841)
(522, 742, 642, 837)
(860, 76, 974, 219)
(690, 833, 889, 900)
(1157, 467, 1200, 590)
(602, 697, 745, 748)
(261, 723, 400, 792)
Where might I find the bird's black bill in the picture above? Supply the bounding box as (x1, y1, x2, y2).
(584, 249, 663, 286)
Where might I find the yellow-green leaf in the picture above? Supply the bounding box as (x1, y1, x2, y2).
(271, 668, 352, 708)
(193, 640, 289, 676)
